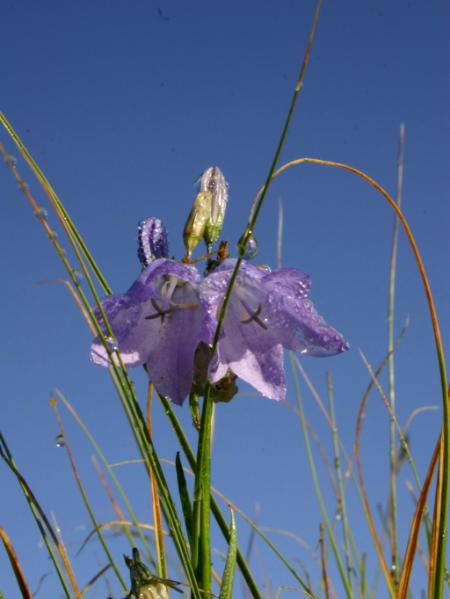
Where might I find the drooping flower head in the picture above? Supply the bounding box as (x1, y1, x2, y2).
(91, 220, 210, 403)
(91, 167, 348, 406)
(200, 259, 349, 401)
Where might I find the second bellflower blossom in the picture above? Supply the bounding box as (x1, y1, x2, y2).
(91, 258, 209, 404)
(200, 259, 349, 401)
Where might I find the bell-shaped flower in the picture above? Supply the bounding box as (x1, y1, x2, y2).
(200, 259, 349, 401)
(91, 259, 209, 404)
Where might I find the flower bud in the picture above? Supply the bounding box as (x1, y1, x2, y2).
(137, 218, 169, 268)
(182, 191, 211, 258)
(200, 166, 229, 249)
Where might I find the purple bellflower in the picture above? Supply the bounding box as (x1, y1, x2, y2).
(200, 259, 349, 401)
(91, 219, 211, 404)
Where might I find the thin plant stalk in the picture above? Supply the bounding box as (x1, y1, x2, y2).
(0, 433, 79, 599)
(0, 113, 112, 295)
(290, 353, 354, 599)
(193, 2, 323, 592)
(327, 373, 353, 593)
(387, 123, 405, 586)
(398, 435, 440, 599)
(157, 392, 277, 599)
(54, 389, 156, 566)
(146, 382, 167, 578)
(319, 523, 331, 599)
(91, 456, 138, 554)
(49, 397, 128, 592)
(359, 349, 433, 543)
(258, 155, 448, 593)
(2, 143, 201, 594)
(0, 526, 32, 599)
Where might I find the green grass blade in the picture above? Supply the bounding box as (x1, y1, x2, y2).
(50, 397, 128, 592)
(219, 510, 238, 599)
(290, 354, 354, 599)
(54, 389, 156, 566)
(0, 433, 77, 598)
(175, 452, 194, 548)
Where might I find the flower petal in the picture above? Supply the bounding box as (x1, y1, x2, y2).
(261, 268, 348, 356)
(145, 280, 204, 404)
(91, 259, 208, 404)
(90, 294, 146, 367)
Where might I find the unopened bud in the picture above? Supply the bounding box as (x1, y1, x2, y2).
(200, 166, 229, 249)
(137, 218, 169, 268)
(183, 191, 211, 258)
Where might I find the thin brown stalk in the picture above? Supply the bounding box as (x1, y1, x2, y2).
(428, 425, 445, 598)
(293, 356, 335, 430)
(398, 435, 440, 598)
(91, 456, 135, 550)
(354, 363, 396, 597)
(80, 564, 111, 595)
(50, 399, 127, 591)
(146, 382, 167, 578)
(0, 440, 82, 598)
(0, 526, 32, 599)
(320, 523, 331, 599)
(37, 279, 96, 334)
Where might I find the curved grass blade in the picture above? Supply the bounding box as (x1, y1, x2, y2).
(219, 510, 237, 599)
(0, 526, 32, 599)
(258, 155, 448, 592)
(398, 435, 440, 598)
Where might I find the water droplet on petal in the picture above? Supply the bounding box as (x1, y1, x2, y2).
(105, 336, 119, 352)
(243, 234, 258, 260)
(257, 264, 271, 273)
(55, 434, 65, 448)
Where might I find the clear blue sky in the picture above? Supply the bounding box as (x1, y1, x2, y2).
(1, 2, 449, 597)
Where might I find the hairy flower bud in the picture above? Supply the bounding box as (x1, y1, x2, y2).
(200, 166, 229, 249)
(182, 191, 211, 258)
(137, 218, 169, 268)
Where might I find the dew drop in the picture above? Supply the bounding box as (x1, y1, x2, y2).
(72, 269, 83, 282)
(36, 206, 48, 219)
(105, 336, 119, 352)
(55, 434, 65, 448)
(257, 263, 271, 273)
(243, 234, 258, 260)
(8, 154, 17, 166)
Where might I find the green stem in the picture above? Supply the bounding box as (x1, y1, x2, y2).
(50, 399, 127, 592)
(192, 5, 324, 591)
(387, 123, 405, 588)
(290, 355, 354, 599)
(327, 374, 353, 594)
(159, 394, 315, 597)
(54, 389, 156, 567)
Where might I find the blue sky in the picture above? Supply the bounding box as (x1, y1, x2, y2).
(1, 1, 449, 597)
